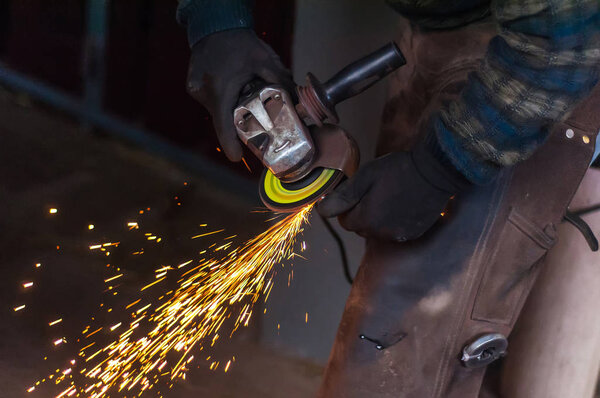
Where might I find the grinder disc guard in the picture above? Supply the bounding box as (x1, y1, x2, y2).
(259, 167, 344, 213)
(258, 124, 359, 213)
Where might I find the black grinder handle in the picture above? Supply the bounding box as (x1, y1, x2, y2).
(323, 42, 405, 106)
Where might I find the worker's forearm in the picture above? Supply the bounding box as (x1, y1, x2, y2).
(176, 0, 254, 48)
(433, 0, 600, 184)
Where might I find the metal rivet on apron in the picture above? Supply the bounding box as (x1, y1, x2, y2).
(461, 333, 508, 368)
(565, 129, 575, 139)
(582, 135, 590, 144)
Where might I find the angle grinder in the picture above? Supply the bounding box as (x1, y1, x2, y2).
(234, 42, 406, 212)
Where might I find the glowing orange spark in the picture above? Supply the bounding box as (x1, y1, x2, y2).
(140, 277, 166, 291)
(190, 229, 225, 239)
(125, 299, 141, 309)
(84, 327, 102, 339)
(109, 322, 121, 331)
(104, 274, 123, 283)
(241, 157, 252, 172)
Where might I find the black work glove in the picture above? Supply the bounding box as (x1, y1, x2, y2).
(186, 29, 294, 161)
(317, 135, 470, 242)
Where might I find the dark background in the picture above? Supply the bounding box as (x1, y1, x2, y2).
(0, 0, 295, 176)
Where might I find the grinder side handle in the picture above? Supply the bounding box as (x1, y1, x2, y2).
(298, 42, 406, 124)
(323, 42, 405, 106)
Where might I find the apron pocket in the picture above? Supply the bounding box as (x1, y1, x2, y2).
(471, 207, 557, 325)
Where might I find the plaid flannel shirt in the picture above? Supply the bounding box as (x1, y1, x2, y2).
(427, 0, 600, 183)
(178, 0, 600, 184)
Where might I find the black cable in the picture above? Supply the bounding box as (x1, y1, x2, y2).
(564, 210, 599, 251)
(320, 214, 353, 284)
(571, 203, 600, 217)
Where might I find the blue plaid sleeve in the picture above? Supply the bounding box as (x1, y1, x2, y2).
(177, 0, 254, 48)
(433, 0, 600, 184)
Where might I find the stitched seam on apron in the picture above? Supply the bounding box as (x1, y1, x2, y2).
(432, 171, 512, 398)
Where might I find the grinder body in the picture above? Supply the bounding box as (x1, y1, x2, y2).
(234, 42, 406, 212)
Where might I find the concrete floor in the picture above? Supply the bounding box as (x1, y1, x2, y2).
(0, 87, 322, 397)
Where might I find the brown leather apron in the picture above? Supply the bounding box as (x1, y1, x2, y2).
(318, 18, 600, 398)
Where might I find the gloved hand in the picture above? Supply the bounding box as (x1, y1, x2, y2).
(186, 29, 294, 161)
(317, 135, 469, 241)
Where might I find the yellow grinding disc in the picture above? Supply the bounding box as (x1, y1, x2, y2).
(259, 167, 344, 213)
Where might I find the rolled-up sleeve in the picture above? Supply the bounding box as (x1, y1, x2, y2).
(177, 0, 254, 48)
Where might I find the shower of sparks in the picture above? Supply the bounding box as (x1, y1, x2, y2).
(41, 204, 313, 397)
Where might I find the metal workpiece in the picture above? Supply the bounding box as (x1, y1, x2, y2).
(234, 86, 315, 181)
(461, 333, 508, 368)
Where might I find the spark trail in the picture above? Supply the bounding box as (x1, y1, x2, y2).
(54, 205, 313, 397)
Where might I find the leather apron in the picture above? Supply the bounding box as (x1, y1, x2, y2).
(318, 18, 600, 398)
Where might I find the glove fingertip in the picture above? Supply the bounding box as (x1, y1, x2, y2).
(315, 197, 337, 218)
(316, 192, 354, 218)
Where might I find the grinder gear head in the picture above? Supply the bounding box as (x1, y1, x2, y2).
(234, 86, 315, 182)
